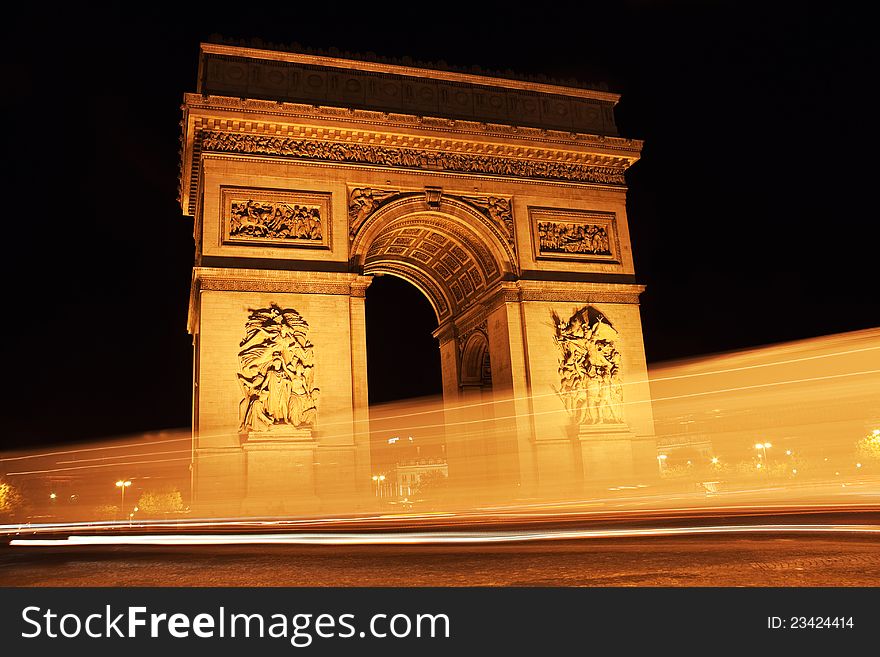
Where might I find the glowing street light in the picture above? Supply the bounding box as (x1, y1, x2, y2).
(710, 457, 720, 466)
(115, 479, 132, 516)
(754, 442, 772, 476)
(49, 492, 57, 500)
(656, 454, 667, 474)
(371, 474, 386, 497)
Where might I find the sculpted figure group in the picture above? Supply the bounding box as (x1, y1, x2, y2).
(538, 221, 611, 255)
(553, 306, 624, 425)
(237, 304, 319, 433)
(229, 200, 323, 241)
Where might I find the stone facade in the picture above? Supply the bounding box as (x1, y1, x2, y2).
(181, 43, 655, 513)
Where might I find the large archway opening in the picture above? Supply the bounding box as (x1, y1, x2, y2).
(353, 198, 519, 503)
(365, 273, 446, 499)
(365, 274, 442, 405)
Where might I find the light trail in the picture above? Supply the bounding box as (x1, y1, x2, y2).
(0, 436, 191, 463)
(2, 334, 875, 465)
(312, 368, 880, 441)
(5, 455, 196, 476)
(261, 338, 880, 429)
(4, 351, 876, 471)
(1, 329, 877, 525)
(2, 503, 877, 537)
(9, 523, 880, 547)
(55, 449, 192, 465)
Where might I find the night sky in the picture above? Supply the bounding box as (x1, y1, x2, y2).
(6, 4, 876, 448)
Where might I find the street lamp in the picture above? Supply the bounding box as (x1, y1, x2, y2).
(115, 479, 131, 516)
(754, 442, 771, 478)
(656, 454, 667, 474)
(371, 474, 386, 498)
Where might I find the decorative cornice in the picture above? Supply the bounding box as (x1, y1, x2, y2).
(180, 98, 642, 215)
(180, 114, 637, 215)
(475, 281, 646, 314)
(200, 129, 628, 183)
(522, 289, 643, 304)
(184, 94, 642, 150)
(518, 281, 646, 305)
(349, 278, 373, 298)
(432, 321, 456, 345)
(480, 282, 523, 313)
(193, 267, 371, 296)
(452, 302, 491, 336)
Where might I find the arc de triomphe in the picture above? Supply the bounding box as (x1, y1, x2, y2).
(180, 43, 655, 514)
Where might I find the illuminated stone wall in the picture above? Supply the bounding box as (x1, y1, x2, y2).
(181, 43, 656, 511)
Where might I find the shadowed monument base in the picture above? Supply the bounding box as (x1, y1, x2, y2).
(578, 425, 641, 488)
(532, 423, 655, 497)
(242, 429, 320, 515)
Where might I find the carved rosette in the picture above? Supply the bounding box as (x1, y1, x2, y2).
(237, 304, 319, 434)
(552, 306, 623, 426)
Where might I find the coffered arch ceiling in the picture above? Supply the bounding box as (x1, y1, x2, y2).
(353, 196, 517, 322)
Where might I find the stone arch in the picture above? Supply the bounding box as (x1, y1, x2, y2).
(460, 329, 492, 388)
(351, 194, 517, 323)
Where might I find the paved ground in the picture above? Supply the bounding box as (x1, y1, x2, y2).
(2, 534, 878, 586)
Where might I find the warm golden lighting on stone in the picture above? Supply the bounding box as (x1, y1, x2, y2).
(3, 46, 875, 530)
(178, 43, 653, 516)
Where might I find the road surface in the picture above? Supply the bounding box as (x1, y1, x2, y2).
(2, 506, 878, 586)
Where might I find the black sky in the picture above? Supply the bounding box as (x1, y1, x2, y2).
(4, 3, 877, 448)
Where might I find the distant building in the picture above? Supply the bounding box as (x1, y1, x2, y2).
(393, 458, 448, 499)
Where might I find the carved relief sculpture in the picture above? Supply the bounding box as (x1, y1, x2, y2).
(237, 304, 320, 433)
(348, 187, 400, 238)
(230, 200, 323, 240)
(222, 188, 331, 249)
(552, 306, 623, 425)
(202, 131, 627, 186)
(461, 195, 515, 249)
(530, 208, 619, 262)
(538, 221, 610, 255)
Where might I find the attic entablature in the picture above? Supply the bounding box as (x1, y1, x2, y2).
(198, 43, 620, 136)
